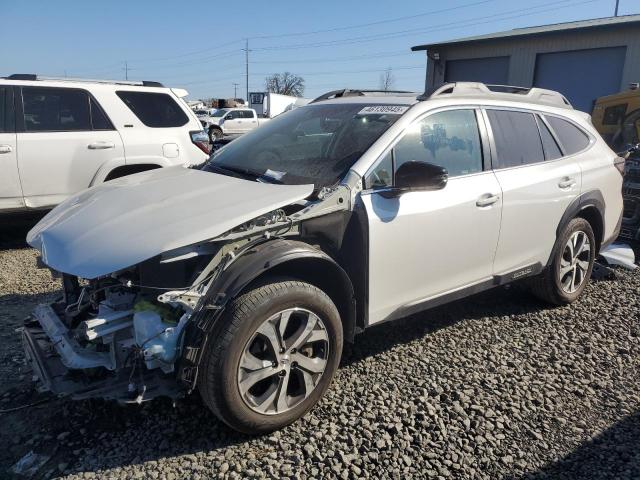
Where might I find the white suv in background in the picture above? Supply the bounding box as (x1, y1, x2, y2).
(0, 74, 209, 212)
(23, 83, 624, 433)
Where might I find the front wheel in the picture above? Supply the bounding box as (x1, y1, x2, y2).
(199, 279, 343, 433)
(209, 127, 223, 142)
(529, 217, 596, 305)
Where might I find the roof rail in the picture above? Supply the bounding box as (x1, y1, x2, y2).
(4, 74, 164, 88)
(421, 82, 573, 109)
(311, 88, 416, 103)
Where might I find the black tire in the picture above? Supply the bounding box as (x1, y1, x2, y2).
(209, 127, 223, 142)
(529, 217, 596, 305)
(199, 279, 343, 434)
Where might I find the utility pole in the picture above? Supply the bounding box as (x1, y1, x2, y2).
(233, 83, 239, 98)
(242, 39, 251, 101)
(124, 61, 129, 80)
(614, 0, 619, 16)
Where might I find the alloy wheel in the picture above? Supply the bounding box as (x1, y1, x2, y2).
(559, 230, 591, 294)
(237, 308, 329, 415)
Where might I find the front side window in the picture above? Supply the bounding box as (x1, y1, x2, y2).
(545, 116, 590, 155)
(22, 87, 91, 132)
(487, 110, 544, 168)
(203, 103, 404, 190)
(116, 91, 188, 128)
(393, 109, 483, 178)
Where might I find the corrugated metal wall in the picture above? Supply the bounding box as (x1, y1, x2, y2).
(423, 24, 640, 100)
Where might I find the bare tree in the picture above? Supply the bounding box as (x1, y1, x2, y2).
(265, 72, 305, 97)
(379, 68, 395, 92)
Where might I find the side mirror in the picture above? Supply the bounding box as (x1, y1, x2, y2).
(395, 161, 448, 192)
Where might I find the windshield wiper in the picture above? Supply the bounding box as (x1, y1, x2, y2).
(206, 164, 283, 184)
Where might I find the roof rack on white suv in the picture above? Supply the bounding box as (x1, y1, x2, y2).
(422, 82, 573, 109)
(311, 89, 418, 103)
(4, 73, 164, 88)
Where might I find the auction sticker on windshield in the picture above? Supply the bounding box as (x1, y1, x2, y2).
(358, 105, 409, 115)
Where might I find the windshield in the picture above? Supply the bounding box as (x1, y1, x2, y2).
(202, 103, 406, 189)
(211, 109, 227, 117)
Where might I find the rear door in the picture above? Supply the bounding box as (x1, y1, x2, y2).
(486, 108, 583, 275)
(238, 110, 259, 132)
(17, 86, 124, 208)
(0, 86, 24, 210)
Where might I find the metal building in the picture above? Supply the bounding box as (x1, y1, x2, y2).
(412, 15, 640, 112)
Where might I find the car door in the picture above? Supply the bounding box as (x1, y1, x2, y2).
(362, 108, 503, 325)
(239, 110, 259, 132)
(16, 86, 125, 208)
(0, 86, 24, 210)
(485, 109, 583, 275)
(222, 110, 242, 134)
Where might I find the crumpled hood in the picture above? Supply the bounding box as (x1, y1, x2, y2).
(27, 166, 313, 279)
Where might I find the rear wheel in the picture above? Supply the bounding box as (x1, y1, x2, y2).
(529, 217, 596, 305)
(199, 279, 343, 433)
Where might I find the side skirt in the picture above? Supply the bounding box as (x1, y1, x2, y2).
(376, 263, 543, 326)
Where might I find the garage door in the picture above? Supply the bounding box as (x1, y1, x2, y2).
(445, 56, 510, 85)
(534, 47, 626, 112)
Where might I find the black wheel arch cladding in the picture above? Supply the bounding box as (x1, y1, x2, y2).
(549, 190, 605, 267)
(178, 238, 356, 391)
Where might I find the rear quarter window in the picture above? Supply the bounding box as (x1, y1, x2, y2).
(546, 116, 590, 155)
(116, 91, 189, 128)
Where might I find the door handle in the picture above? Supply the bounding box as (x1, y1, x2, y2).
(476, 193, 500, 207)
(0, 145, 12, 154)
(558, 177, 576, 189)
(88, 142, 115, 150)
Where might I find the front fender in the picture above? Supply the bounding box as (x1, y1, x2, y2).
(178, 238, 355, 390)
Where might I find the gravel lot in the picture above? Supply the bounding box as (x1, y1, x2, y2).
(1, 217, 639, 479)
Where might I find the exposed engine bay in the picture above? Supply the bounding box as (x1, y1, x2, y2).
(22, 178, 359, 403)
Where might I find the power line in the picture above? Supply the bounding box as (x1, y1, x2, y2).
(251, 0, 604, 51)
(250, 0, 497, 39)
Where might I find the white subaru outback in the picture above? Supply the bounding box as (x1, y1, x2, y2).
(23, 83, 624, 433)
(0, 74, 209, 212)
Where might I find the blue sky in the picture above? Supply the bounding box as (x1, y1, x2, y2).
(1, 0, 637, 100)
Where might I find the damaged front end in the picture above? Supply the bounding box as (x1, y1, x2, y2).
(22, 175, 356, 404)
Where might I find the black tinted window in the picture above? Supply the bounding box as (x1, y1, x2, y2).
(240, 110, 254, 119)
(394, 109, 483, 178)
(116, 91, 188, 128)
(90, 97, 113, 130)
(22, 87, 91, 132)
(487, 110, 544, 168)
(546, 116, 590, 155)
(537, 116, 562, 160)
(0, 88, 6, 132)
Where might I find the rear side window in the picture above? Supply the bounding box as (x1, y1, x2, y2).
(116, 91, 188, 128)
(536, 116, 562, 160)
(240, 110, 254, 119)
(487, 110, 544, 168)
(89, 97, 113, 130)
(22, 87, 91, 132)
(0, 87, 7, 132)
(546, 116, 590, 155)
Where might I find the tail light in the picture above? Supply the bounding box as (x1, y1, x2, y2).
(190, 130, 211, 154)
(614, 157, 626, 176)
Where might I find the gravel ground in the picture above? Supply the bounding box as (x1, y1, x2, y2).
(0, 218, 639, 479)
